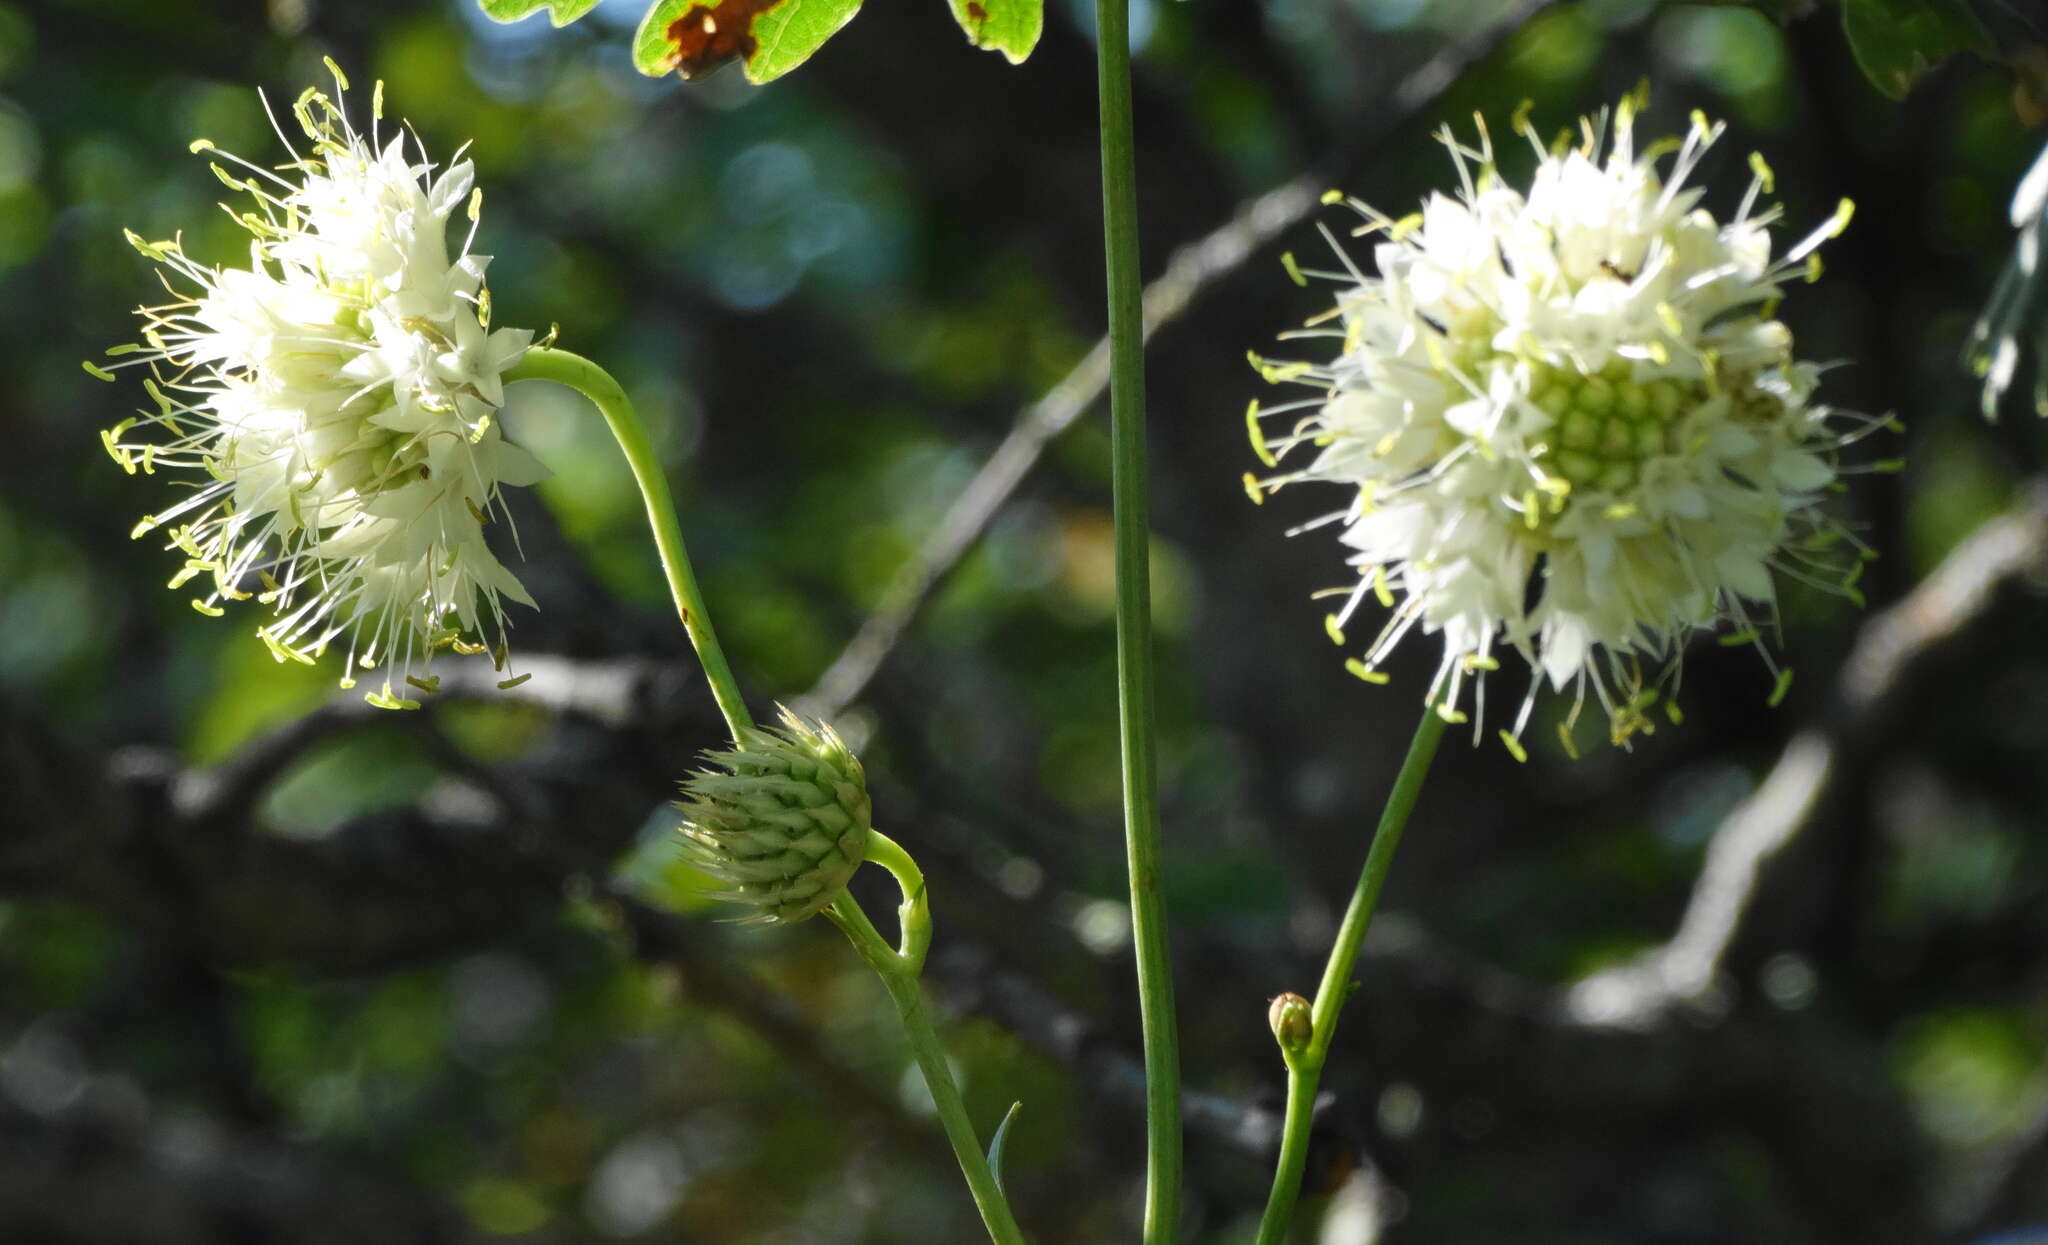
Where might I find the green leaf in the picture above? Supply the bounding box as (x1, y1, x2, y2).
(632, 0, 865, 83)
(474, 0, 601, 26)
(945, 0, 1042, 64)
(1840, 0, 1995, 99)
(986, 1101, 1022, 1194)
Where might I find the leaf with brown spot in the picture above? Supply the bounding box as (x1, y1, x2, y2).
(663, 0, 779, 78)
(945, 0, 1040, 63)
(633, 0, 865, 84)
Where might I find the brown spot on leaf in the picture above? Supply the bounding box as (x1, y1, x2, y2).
(666, 0, 784, 80)
(965, 1, 988, 24)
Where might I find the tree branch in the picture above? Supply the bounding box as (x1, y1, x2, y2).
(4, 487, 2037, 1237)
(0, 1040, 484, 1245)
(1567, 486, 2048, 1029)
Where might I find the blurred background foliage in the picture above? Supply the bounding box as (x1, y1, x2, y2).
(6, 0, 2048, 1241)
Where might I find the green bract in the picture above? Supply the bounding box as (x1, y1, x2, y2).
(676, 708, 873, 923)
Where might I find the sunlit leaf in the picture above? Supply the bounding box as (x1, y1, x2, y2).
(632, 0, 865, 84)
(945, 0, 1042, 64)
(475, 0, 602, 26)
(1840, 0, 1995, 99)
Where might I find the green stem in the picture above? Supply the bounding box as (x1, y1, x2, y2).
(865, 829, 931, 974)
(509, 350, 1013, 1235)
(828, 892, 1027, 1245)
(503, 346, 752, 738)
(1253, 706, 1448, 1245)
(1259, 1066, 1318, 1241)
(1092, 1, 1181, 1239)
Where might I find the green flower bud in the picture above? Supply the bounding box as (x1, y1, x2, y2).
(676, 708, 873, 924)
(1268, 991, 1313, 1055)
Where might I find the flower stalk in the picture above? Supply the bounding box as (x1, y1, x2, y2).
(512, 349, 1015, 1239)
(502, 346, 751, 738)
(828, 872, 1025, 1245)
(1092, 0, 1183, 1237)
(1254, 705, 1446, 1244)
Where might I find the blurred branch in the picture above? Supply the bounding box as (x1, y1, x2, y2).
(174, 699, 390, 826)
(0, 683, 1749, 1195)
(26, 458, 2036, 1113)
(0, 1039, 484, 1245)
(4, 487, 2037, 1234)
(1971, 1094, 2048, 1233)
(1567, 485, 2048, 1029)
(613, 892, 952, 1161)
(931, 893, 1937, 1242)
(799, 0, 1567, 718)
(930, 941, 1293, 1159)
(5, 697, 942, 1162)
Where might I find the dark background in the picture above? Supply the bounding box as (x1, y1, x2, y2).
(5, 0, 2048, 1240)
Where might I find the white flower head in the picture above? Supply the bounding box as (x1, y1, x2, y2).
(1968, 135, 2048, 420)
(91, 62, 545, 708)
(1246, 93, 1889, 754)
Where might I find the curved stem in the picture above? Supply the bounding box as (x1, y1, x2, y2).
(829, 892, 1028, 1245)
(1092, 0, 1182, 1238)
(503, 346, 752, 738)
(866, 830, 932, 974)
(508, 349, 1012, 1234)
(1254, 706, 1448, 1245)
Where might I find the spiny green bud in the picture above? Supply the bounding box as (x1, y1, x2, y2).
(1268, 992, 1313, 1055)
(676, 707, 872, 924)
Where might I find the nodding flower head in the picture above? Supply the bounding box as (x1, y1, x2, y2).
(676, 709, 873, 924)
(90, 61, 545, 709)
(1245, 92, 1888, 755)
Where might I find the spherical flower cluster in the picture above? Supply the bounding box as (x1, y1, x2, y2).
(1969, 136, 2048, 420)
(91, 64, 543, 708)
(677, 709, 873, 924)
(1246, 95, 1883, 752)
